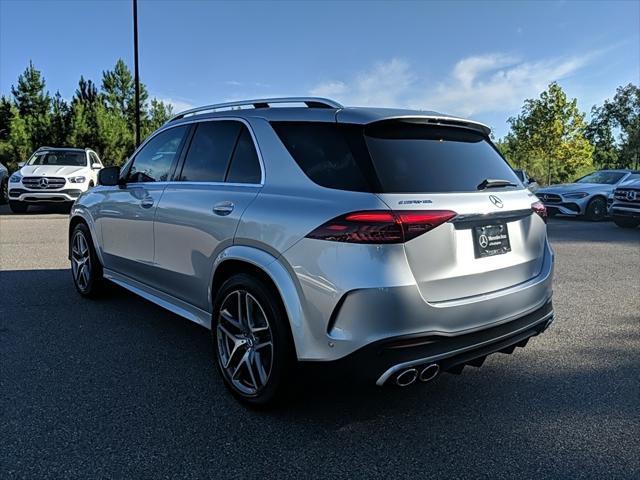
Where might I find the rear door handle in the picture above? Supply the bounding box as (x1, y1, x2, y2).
(140, 197, 154, 209)
(213, 201, 234, 216)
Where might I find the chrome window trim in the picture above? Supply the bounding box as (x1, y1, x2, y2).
(126, 117, 265, 188)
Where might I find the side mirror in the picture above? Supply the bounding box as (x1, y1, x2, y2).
(97, 166, 121, 186)
(529, 177, 537, 184)
(17, 161, 25, 168)
(91, 162, 102, 170)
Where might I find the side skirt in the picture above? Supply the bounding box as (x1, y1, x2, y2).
(103, 268, 212, 329)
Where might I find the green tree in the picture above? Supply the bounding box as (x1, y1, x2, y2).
(143, 98, 173, 137)
(50, 91, 70, 146)
(501, 82, 594, 184)
(102, 58, 148, 126)
(10, 61, 52, 151)
(587, 83, 639, 169)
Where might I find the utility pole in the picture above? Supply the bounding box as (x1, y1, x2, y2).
(133, 0, 141, 147)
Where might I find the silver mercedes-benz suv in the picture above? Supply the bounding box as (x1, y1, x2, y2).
(69, 97, 554, 405)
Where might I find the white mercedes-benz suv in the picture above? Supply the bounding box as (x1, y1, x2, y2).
(9, 147, 103, 213)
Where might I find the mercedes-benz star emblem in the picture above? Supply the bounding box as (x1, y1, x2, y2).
(479, 234, 489, 248)
(626, 190, 637, 201)
(39, 177, 49, 188)
(489, 195, 504, 208)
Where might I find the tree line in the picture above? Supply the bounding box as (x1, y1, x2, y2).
(495, 82, 639, 184)
(0, 61, 638, 185)
(0, 60, 174, 172)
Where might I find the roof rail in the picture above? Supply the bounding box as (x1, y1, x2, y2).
(167, 97, 343, 123)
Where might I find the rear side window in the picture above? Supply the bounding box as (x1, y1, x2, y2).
(270, 122, 370, 191)
(271, 121, 521, 193)
(226, 126, 261, 184)
(179, 121, 242, 182)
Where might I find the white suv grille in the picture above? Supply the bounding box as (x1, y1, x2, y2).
(22, 176, 66, 190)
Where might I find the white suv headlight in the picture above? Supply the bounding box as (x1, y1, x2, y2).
(9, 173, 22, 183)
(68, 176, 86, 183)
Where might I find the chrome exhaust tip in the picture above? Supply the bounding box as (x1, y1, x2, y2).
(395, 368, 418, 387)
(419, 363, 440, 383)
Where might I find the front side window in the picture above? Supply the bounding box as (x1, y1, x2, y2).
(27, 150, 87, 167)
(128, 126, 188, 183)
(179, 121, 241, 182)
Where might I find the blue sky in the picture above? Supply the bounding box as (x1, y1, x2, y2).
(1, 0, 638, 137)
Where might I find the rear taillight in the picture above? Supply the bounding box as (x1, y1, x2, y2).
(306, 210, 457, 244)
(532, 201, 547, 223)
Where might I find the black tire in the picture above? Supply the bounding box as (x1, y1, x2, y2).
(0, 178, 8, 204)
(212, 273, 294, 407)
(613, 216, 640, 229)
(585, 197, 607, 221)
(70, 222, 104, 298)
(9, 200, 28, 213)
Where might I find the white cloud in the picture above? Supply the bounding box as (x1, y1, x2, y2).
(309, 52, 597, 117)
(157, 97, 194, 114)
(419, 52, 595, 116)
(310, 58, 415, 106)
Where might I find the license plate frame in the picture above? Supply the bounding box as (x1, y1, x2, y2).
(472, 222, 511, 258)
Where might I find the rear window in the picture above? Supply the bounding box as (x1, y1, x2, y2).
(271, 121, 522, 193)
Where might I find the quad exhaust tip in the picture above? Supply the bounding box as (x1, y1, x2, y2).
(395, 368, 418, 387)
(419, 363, 440, 383)
(394, 363, 440, 387)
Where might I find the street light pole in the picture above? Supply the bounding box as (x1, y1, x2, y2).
(133, 0, 141, 147)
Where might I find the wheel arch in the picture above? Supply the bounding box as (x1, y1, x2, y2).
(210, 246, 306, 358)
(68, 209, 104, 266)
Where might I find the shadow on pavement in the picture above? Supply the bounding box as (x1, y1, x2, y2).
(547, 217, 640, 244)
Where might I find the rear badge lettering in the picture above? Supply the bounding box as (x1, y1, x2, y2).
(398, 199, 433, 205)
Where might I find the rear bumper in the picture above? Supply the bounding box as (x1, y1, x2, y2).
(304, 300, 554, 385)
(9, 188, 83, 202)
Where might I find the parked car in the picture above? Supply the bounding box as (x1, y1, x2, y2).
(535, 169, 640, 221)
(8, 147, 103, 213)
(513, 169, 540, 193)
(609, 176, 640, 229)
(69, 97, 554, 406)
(0, 162, 8, 204)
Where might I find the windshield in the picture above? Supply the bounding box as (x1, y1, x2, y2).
(27, 151, 87, 167)
(576, 171, 625, 185)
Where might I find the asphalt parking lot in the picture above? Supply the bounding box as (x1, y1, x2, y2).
(1, 205, 638, 479)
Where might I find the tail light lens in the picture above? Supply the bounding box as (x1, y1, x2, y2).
(306, 210, 457, 244)
(532, 201, 547, 223)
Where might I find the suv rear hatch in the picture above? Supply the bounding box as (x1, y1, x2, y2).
(271, 117, 547, 303)
(362, 120, 546, 303)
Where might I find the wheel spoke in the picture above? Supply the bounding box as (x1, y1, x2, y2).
(251, 350, 268, 386)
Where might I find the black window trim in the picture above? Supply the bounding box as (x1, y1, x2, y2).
(172, 117, 265, 187)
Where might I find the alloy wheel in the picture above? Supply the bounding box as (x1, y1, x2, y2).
(216, 289, 274, 396)
(71, 231, 92, 291)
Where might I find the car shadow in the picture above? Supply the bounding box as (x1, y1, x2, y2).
(547, 217, 640, 244)
(0, 203, 71, 216)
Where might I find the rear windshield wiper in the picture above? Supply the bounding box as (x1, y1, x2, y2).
(477, 178, 519, 190)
